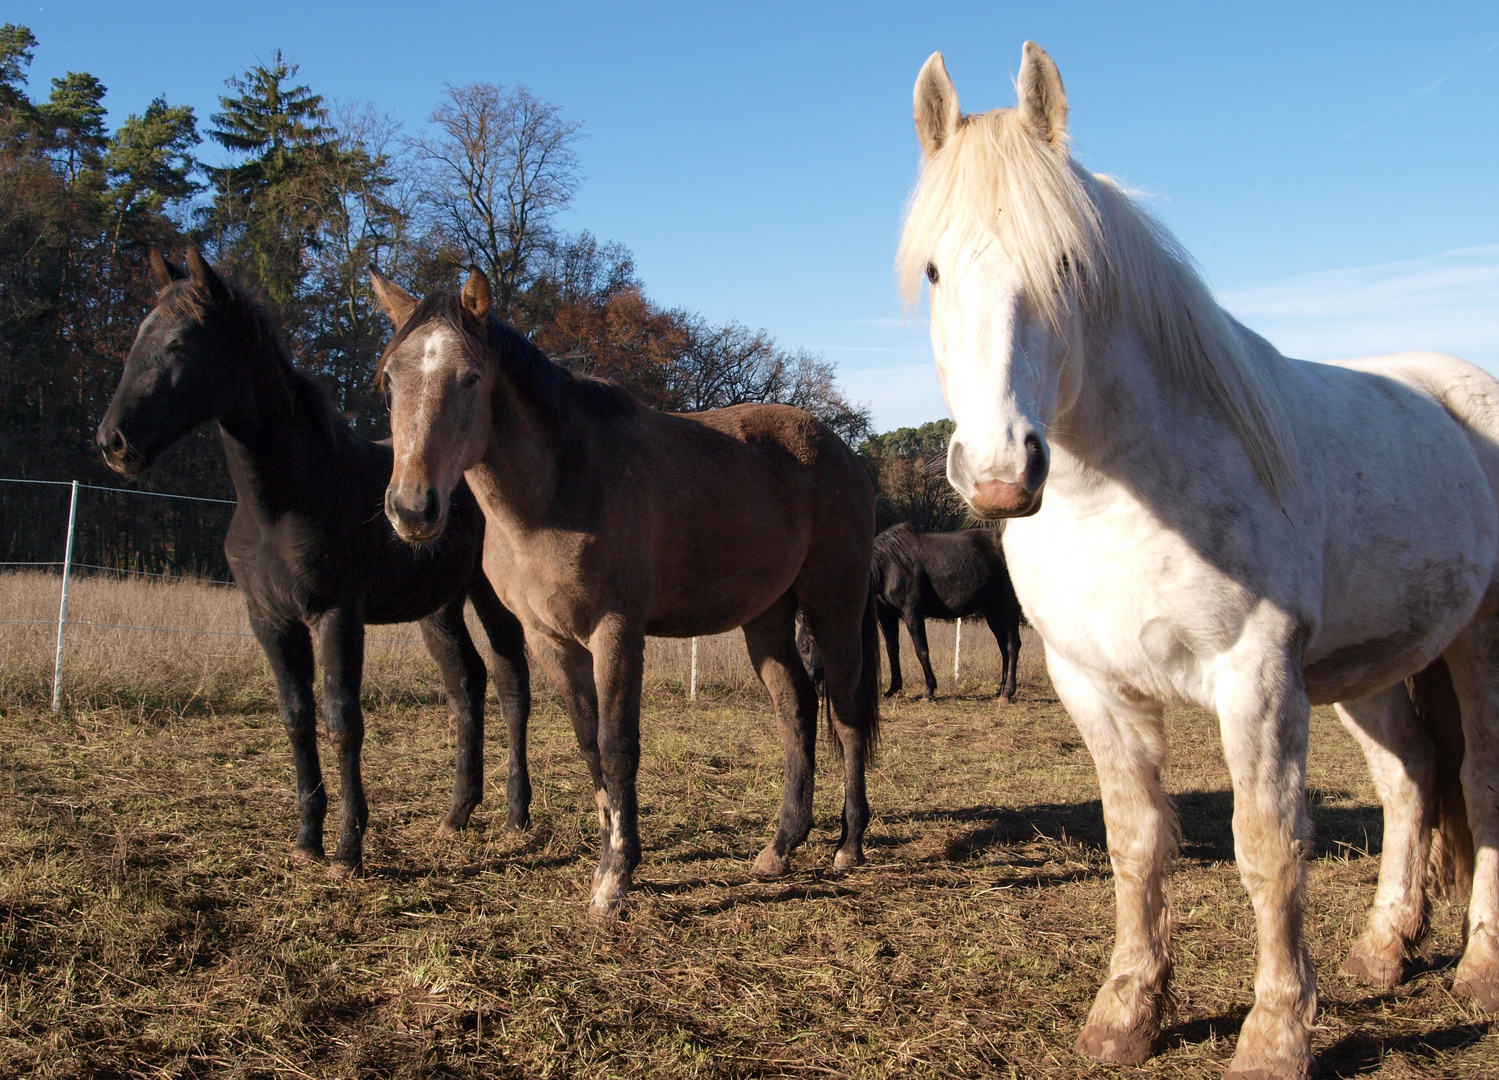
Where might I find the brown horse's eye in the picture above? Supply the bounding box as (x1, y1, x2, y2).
(926, 263, 939, 285)
(461, 371, 481, 389)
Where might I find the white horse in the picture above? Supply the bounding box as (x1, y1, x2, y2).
(901, 41, 1499, 1079)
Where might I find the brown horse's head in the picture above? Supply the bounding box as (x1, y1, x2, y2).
(372, 267, 496, 543)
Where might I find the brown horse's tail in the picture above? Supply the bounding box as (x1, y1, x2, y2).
(821, 588, 882, 763)
(1409, 657, 1473, 901)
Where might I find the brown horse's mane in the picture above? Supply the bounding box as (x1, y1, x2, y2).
(156, 275, 340, 442)
(377, 292, 637, 424)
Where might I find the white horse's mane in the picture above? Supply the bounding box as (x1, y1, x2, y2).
(898, 106, 1299, 505)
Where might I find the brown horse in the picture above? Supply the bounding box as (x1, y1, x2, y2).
(370, 267, 880, 917)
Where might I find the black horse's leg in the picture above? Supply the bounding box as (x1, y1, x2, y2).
(468, 574, 533, 832)
(906, 610, 939, 700)
(418, 596, 489, 837)
(876, 601, 903, 698)
(318, 606, 368, 875)
(586, 616, 645, 920)
(1006, 614, 1022, 702)
(744, 599, 819, 877)
(985, 607, 1020, 702)
(248, 608, 324, 862)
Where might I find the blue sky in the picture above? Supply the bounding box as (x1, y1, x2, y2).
(19, 2, 1499, 430)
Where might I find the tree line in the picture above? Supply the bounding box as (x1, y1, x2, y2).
(0, 25, 963, 579)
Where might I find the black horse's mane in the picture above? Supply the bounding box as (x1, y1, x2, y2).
(159, 276, 342, 442)
(377, 291, 638, 423)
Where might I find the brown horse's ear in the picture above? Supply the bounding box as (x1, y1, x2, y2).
(914, 51, 961, 157)
(461, 267, 491, 321)
(1016, 41, 1067, 151)
(369, 267, 418, 327)
(185, 248, 231, 305)
(149, 247, 187, 292)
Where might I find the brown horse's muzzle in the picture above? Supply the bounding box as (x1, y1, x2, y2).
(385, 482, 447, 543)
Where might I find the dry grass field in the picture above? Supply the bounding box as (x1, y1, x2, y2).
(1, 572, 1497, 1077)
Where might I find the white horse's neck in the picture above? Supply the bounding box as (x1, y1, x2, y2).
(1048, 305, 1291, 518)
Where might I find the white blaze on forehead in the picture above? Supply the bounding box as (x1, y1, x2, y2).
(418, 325, 468, 375)
(390, 324, 471, 468)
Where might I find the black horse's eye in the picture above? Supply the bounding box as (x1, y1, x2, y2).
(925, 263, 940, 285)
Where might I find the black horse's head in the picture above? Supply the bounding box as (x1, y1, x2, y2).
(97, 249, 244, 475)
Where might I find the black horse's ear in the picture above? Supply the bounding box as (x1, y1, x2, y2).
(185, 248, 231, 306)
(149, 248, 188, 292)
(461, 266, 491, 321)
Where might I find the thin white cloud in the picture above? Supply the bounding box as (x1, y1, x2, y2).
(1218, 245, 1499, 371)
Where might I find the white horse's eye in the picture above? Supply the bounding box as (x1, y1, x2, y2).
(926, 263, 940, 285)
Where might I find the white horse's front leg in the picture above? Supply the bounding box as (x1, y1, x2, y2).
(1048, 649, 1174, 1067)
(1334, 685, 1434, 988)
(1443, 620, 1499, 1010)
(1217, 649, 1317, 1080)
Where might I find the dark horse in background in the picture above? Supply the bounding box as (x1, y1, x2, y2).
(372, 267, 881, 918)
(96, 250, 533, 876)
(873, 522, 1023, 702)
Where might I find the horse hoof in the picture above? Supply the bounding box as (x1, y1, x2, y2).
(832, 849, 865, 872)
(1339, 945, 1405, 989)
(882, 688, 899, 699)
(588, 896, 626, 922)
(752, 848, 792, 878)
(1074, 1023, 1156, 1066)
(288, 846, 325, 868)
(435, 821, 463, 841)
(1224, 1064, 1316, 1080)
(328, 859, 364, 880)
(1454, 931, 1499, 1011)
(504, 817, 533, 836)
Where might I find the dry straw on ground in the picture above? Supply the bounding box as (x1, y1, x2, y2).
(1, 572, 1496, 1076)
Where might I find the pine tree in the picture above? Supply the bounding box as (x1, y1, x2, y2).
(202, 50, 337, 312)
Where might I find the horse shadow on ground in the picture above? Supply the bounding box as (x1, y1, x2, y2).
(882, 789, 1385, 866)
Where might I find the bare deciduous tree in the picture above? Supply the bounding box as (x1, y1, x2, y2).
(413, 83, 581, 314)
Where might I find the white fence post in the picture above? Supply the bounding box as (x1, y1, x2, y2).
(953, 616, 962, 684)
(51, 480, 79, 713)
(689, 636, 699, 701)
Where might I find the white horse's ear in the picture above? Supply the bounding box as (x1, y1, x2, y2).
(914, 52, 961, 157)
(1017, 41, 1067, 150)
(461, 266, 491, 321)
(369, 267, 418, 327)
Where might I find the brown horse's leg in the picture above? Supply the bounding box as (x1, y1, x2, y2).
(248, 608, 325, 863)
(586, 616, 645, 919)
(906, 611, 939, 700)
(743, 599, 819, 877)
(468, 575, 532, 832)
(319, 606, 369, 877)
(530, 637, 616, 899)
(418, 596, 489, 838)
(876, 601, 903, 698)
(803, 594, 878, 871)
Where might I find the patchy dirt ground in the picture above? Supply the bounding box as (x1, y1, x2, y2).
(0, 639, 1495, 1078)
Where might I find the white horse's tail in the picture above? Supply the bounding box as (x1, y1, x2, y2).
(1408, 658, 1474, 901)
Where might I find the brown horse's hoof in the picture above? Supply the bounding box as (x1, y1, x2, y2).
(328, 859, 364, 880)
(1339, 944, 1405, 989)
(752, 847, 792, 878)
(435, 821, 463, 841)
(1074, 1023, 1156, 1066)
(504, 816, 533, 836)
(832, 848, 865, 872)
(288, 846, 325, 868)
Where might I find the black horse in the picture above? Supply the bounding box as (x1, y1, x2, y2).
(96, 249, 532, 875)
(873, 522, 1022, 702)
